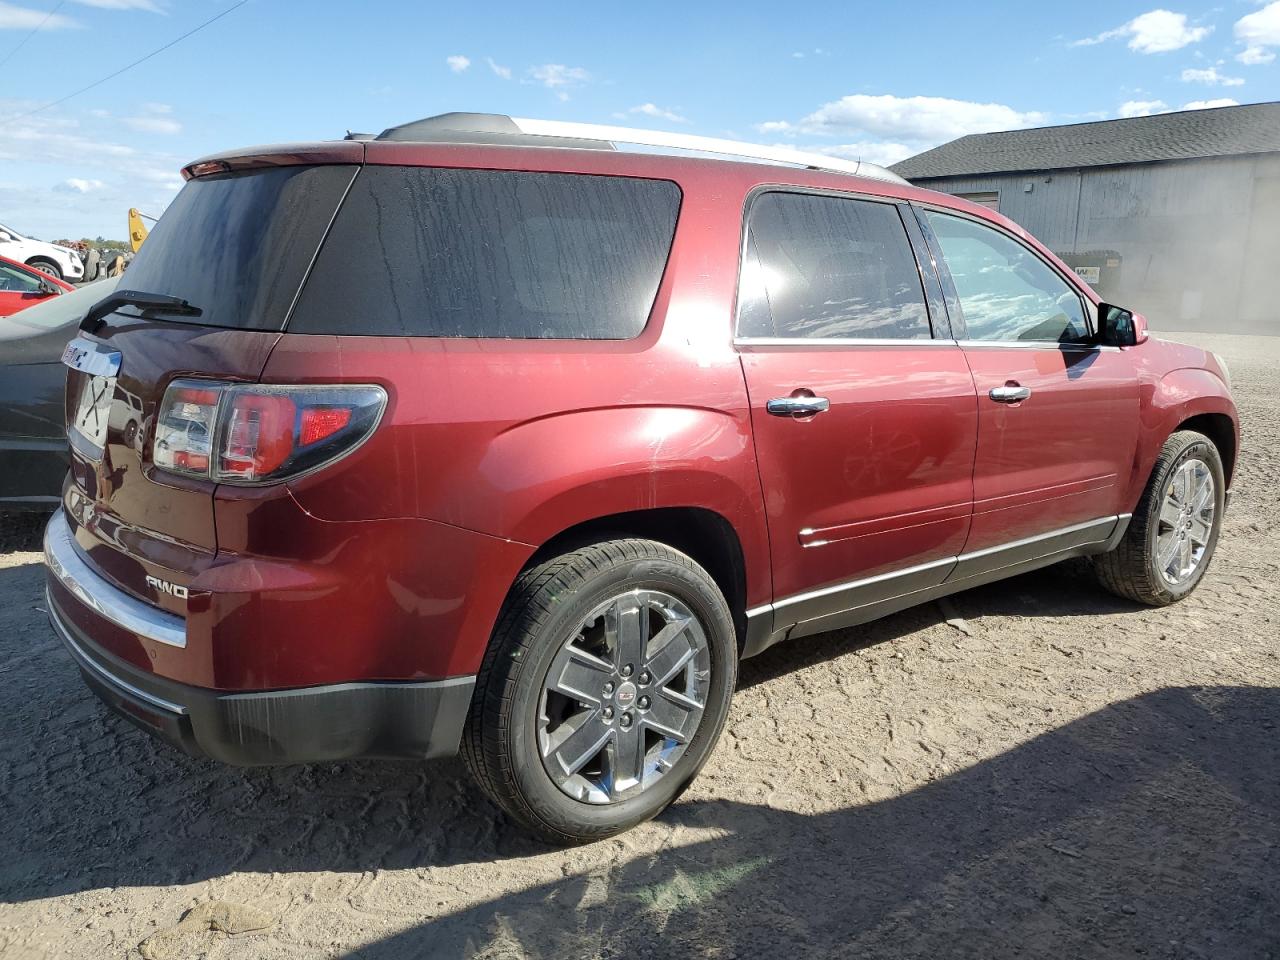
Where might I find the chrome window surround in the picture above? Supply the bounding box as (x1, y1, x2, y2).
(44, 510, 187, 649)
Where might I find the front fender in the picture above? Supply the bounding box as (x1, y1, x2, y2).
(1127, 366, 1239, 507)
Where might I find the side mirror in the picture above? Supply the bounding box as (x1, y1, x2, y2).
(0, 232, 11, 243)
(1097, 303, 1149, 347)
(38, 279, 63, 297)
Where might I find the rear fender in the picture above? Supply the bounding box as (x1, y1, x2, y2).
(479, 406, 771, 606)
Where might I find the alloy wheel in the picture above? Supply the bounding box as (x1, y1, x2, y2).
(1155, 457, 1215, 585)
(537, 589, 711, 804)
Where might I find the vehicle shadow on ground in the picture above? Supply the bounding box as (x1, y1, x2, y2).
(352, 684, 1280, 959)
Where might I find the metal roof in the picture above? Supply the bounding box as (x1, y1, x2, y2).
(891, 100, 1280, 180)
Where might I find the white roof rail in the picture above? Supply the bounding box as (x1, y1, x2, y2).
(510, 117, 909, 186)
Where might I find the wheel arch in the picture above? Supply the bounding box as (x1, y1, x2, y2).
(524, 506, 751, 650)
(1174, 412, 1237, 487)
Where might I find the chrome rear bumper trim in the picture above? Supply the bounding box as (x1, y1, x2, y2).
(44, 509, 187, 649)
(47, 587, 188, 716)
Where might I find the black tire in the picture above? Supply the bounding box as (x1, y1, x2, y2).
(1092, 430, 1226, 606)
(26, 258, 62, 282)
(462, 539, 738, 844)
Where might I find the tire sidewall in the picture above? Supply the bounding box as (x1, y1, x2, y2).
(1144, 436, 1225, 601)
(506, 553, 736, 839)
(28, 259, 62, 281)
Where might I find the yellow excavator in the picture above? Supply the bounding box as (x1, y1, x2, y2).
(128, 208, 157, 253)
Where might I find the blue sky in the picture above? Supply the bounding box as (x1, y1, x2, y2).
(2, 0, 1278, 241)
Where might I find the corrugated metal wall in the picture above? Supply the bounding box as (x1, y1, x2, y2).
(915, 153, 1280, 334)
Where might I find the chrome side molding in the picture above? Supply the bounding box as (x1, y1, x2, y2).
(743, 514, 1131, 658)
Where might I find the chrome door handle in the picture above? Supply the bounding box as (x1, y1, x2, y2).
(766, 396, 830, 417)
(989, 385, 1032, 403)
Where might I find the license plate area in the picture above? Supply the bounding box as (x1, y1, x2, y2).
(62, 337, 122, 462)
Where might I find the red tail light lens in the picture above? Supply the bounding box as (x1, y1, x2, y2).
(154, 380, 387, 484)
(299, 407, 352, 446)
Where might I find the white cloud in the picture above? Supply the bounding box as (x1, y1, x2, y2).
(69, 0, 163, 10)
(527, 63, 590, 93)
(1074, 9, 1211, 53)
(486, 56, 511, 79)
(803, 141, 918, 167)
(0, 1, 79, 28)
(445, 54, 470, 73)
(1238, 45, 1275, 64)
(1118, 97, 1239, 118)
(758, 94, 1046, 175)
(626, 103, 688, 124)
(0, 101, 189, 239)
(54, 178, 105, 194)
(1235, 1, 1280, 64)
(1181, 98, 1239, 110)
(1119, 99, 1169, 117)
(121, 102, 180, 134)
(765, 93, 1046, 143)
(1180, 66, 1245, 86)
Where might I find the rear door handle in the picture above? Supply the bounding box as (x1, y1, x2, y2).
(989, 385, 1032, 404)
(766, 395, 830, 418)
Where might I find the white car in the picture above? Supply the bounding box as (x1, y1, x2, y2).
(0, 223, 83, 282)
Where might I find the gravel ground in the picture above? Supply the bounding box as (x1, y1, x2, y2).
(1, 331, 1278, 960)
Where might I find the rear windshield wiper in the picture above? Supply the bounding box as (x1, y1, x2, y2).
(81, 289, 203, 332)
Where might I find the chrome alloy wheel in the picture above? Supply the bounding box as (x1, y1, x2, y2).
(537, 589, 711, 805)
(1156, 458, 1216, 585)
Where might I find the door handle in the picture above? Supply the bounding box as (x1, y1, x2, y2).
(766, 395, 830, 418)
(989, 385, 1032, 404)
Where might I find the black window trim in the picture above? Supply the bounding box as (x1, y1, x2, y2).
(909, 200, 1102, 350)
(731, 184, 955, 348)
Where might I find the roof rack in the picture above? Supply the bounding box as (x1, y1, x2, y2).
(369, 112, 908, 186)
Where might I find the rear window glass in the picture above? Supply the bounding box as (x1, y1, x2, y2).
(290, 167, 681, 339)
(120, 165, 357, 331)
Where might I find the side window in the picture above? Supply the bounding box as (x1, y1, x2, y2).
(0, 263, 42, 293)
(737, 192, 931, 341)
(292, 168, 681, 339)
(923, 210, 1089, 343)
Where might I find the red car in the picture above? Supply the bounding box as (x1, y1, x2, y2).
(43, 113, 1238, 843)
(0, 254, 73, 316)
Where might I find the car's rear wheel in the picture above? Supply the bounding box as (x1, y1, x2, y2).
(26, 258, 63, 281)
(463, 539, 737, 844)
(1092, 430, 1225, 606)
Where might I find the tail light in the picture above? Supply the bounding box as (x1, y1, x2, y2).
(154, 380, 387, 484)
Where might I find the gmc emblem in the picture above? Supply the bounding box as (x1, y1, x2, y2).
(145, 575, 189, 600)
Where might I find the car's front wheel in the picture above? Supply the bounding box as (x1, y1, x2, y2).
(1093, 429, 1226, 605)
(26, 258, 63, 282)
(463, 539, 737, 844)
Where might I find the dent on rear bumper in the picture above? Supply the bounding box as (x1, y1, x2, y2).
(48, 585, 475, 765)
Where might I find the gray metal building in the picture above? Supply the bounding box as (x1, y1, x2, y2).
(892, 101, 1280, 334)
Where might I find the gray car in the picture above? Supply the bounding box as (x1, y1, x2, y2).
(0, 277, 119, 510)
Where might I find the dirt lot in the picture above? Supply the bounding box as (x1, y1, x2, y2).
(1, 331, 1278, 960)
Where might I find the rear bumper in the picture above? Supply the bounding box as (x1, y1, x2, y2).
(44, 510, 476, 765)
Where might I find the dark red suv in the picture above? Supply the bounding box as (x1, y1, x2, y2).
(44, 113, 1238, 843)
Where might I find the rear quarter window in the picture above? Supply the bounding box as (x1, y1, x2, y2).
(121, 165, 358, 331)
(290, 167, 681, 339)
